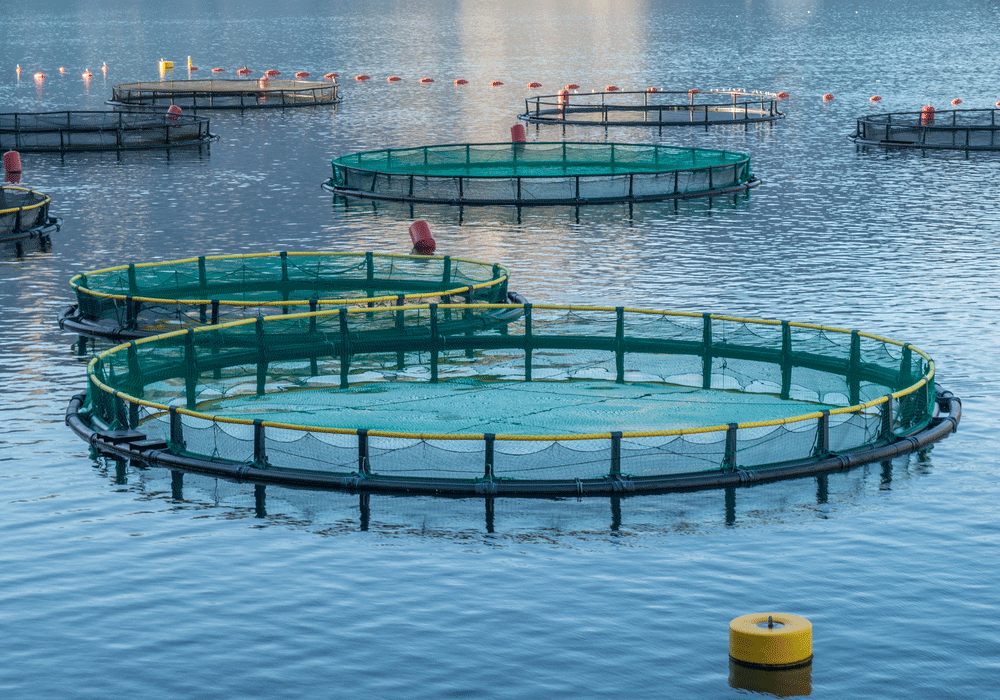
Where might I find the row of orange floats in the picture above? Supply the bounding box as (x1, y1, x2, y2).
(19, 63, 107, 80)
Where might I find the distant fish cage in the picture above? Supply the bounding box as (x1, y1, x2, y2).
(850, 108, 1000, 151)
(0, 185, 60, 242)
(0, 111, 216, 152)
(519, 90, 784, 129)
(108, 79, 341, 110)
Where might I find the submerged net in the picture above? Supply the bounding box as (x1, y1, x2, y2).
(520, 90, 784, 127)
(69, 252, 512, 336)
(328, 142, 754, 204)
(83, 304, 936, 487)
(0, 111, 215, 152)
(0, 186, 55, 238)
(852, 108, 1000, 150)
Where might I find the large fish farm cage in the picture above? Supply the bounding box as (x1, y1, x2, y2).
(519, 90, 784, 128)
(59, 251, 515, 340)
(68, 304, 960, 497)
(0, 111, 216, 152)
(108, 79, 341, 110)
(0, 185, 60, 242)
(850, 107, 1000, 151)
(324, 142, 757, 205)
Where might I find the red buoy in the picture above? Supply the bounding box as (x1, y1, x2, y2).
(34, 72, 45, 81)
(921, 105, 935, 125)
(776, 91, 789, 99)
(490, 80, 504, 87)
(823, 93, 834, 101)
(166, 105, 183, 120)
(409, 220, 436, 255)
(294, 71, 310, 78)
(454, 79, 468, 85)
(565, 83, 580, 90)
(646, 87, 659, 93)
(870, 95, 882, 102)
(605, 85, 620, 92)
(511, 123, 526, 142)
(355, 74, 371, 81)
(527, 81, 542, 89)
(688, 88, 701, 95)
(211, 67, 226, 73)
(3, 150, 23, 174)
(387, 76, 402, 82)
(557, 88, 570, 105)
(420, 77, 434, 83)
(324, 73, 339, 80)
(265, 69, 280, 77)
(951, 98, 962, 105)
(237, 66, 252, 75)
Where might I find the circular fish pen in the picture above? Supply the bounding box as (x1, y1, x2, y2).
(850, 107, 1000, 151)
(0, 110, 216, 152)
(59, 251, 517, 340)
(519, 90, 784, 129)
(1, 185, 60, 242)
(67, 304, 960, 497)
(108, 79, 340, 110)
(324, 142, 757, 205)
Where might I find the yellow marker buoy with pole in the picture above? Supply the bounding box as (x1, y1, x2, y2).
(729, 613, 812, 669)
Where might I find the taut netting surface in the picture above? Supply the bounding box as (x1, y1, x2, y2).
(0, 111, 215, 152)
(519, 90, 784, 127)
(0, 186, 57, 239)
(327, 142, 754, 204)
(67, 252, 512, 337)
(81, 305, 938, 492)
(851, 108, 1000, 150)
(109, 80, 340, 109)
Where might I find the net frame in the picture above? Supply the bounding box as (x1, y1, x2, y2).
(63, 251, 514, 339)
(325, 142, 756, 205)
(850, 108, 1000, 151)
(0, 185, 60, 241)
(520, 90, 784, 128)
(108, 79, 341, 110)
(0, 111, 217, 152)
(76, 304, 946, 495)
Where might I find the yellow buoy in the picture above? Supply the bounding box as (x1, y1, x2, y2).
(729, 613, 812, 669)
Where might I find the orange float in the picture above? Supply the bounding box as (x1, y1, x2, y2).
(387, 76, 402, 82)
(409, 220, 436, 255)
(237, 66, 252, 75)
(166, 105, 183, 120)
(82, 69, 92, 79)
(189, 66, 200, 71)
(688, 88, 701, 95)
(605, 85, 619, 92)
(454, 79, 468, 85)
(355, 74, 371, 81)
(3, 150, 23, 174)
(294, 71, 310, 78)
(870, 95, 881, 102)
(996, 100, 1000, 108)
(324, 73, 339, 80)
(211, 67, 226, 73)
(264, 69, 280, 77)
(59, 67, 66, 73)
(921, 105, 935, 126)
(510, 123, 526, 143)
(527, 81, 542, 89)
(15, 65, 21, 75)
(646, 87, 660, 92)
(34, 72, 45, 81)
(420, 77, 434, 83)
(557, 88, 570, 105)
(951, 98, 962, 105)
(565, 83, 579, 90)
(776, 91, 789, 99)
(822, 93, 834, 100)
(490, 80, 504, 87)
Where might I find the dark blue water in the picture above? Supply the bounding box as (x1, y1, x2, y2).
(2, 2, 998, 698)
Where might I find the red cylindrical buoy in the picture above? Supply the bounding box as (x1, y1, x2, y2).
(557, 88, 570, 105)
(4, 150, 23, 174)
(921, 105, 935, 126)
(166, 105, 183, 120)
(511, 123, 526, 142)
(409, 220, 436, 255)
(822, 93, 834, 101)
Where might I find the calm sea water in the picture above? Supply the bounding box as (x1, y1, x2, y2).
(2, 1, 998, 698)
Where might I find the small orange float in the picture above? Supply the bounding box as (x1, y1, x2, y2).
(453, 79, 468, 85)
(82, 69, 92, 79)
(212, 67, 226, 73)
(355, 74, 371, 81)
(294, 71, 310, 78)
(490, 80, 504, 87)
(420, 77, 434, 83)
(996, 100, 1000, 108)
(870, 95, 881, 102)
(409, 220, 436, 255)
(688, 88, 701, 95)
(59, 67, 66, 73)
(511, 123, 526, 143)
(324, 73, 339, 80)
(557, 88, 570, 105)
(822, 93, 834, 100)
(565, 83, 579, 90)
(102, 62, 108, 73)
(605, 85, 619, 92)
(527, 81, 542, 89)
(387, 76, 402, 82)
(646, 87, 660, 93)
(921, 105, 935, 125)
(15, 65, 21, 74)
(166, 105, 183, 120)
(189, 65, 199, 71)
(237, 66, 252, 75)
(951, 98, 962, 105)
(776, 91, 789, 99)
(264, 69, 280, 77)
(34, 72, 45, 81)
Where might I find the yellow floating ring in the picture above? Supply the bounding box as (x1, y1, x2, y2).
(729, 613, 812, 669)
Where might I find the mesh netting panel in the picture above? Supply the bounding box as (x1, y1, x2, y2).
(853, 108, 1000, 149)
(0, 111, 212, 151)
(0, 186, 50, 236)
(110, 80, 340, 109)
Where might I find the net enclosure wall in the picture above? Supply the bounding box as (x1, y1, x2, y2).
(326, 142, 756, 205)
(519, 90, 784, 128)
(62, 251, 513, 339)
(73, 304, 955, 496)
(0, 111, 216, 152)
(0, 185, 59, 241)
(109, 80, 340, 110)
(850, 108, 1000, 151)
